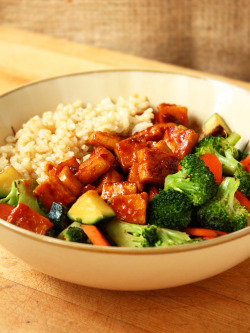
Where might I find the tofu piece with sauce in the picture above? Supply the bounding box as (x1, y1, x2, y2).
(127, 162, 144, 192)
(76, 146, 115, 184)
(114, 124, 165, 171)
(163, 124, 199, 159)
(95, 168, 123, 194)
(137, 148, 180, 186)
(87, 131, 123, 151)
(34, 175, 76, 210)
(110, 192, 148, 225)
(157, 103, 189, 127)
(101, 181, 138, 200)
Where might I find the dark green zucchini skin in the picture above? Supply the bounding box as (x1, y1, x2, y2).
(48, 202, 69, 233)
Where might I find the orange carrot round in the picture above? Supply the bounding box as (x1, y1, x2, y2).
(200, 153, 222, 185)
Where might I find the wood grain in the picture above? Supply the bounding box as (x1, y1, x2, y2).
(1, 26, 250, 96)
(0, 25, 249, 333)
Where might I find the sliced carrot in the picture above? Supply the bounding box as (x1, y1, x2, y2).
(200, 153, 222, 185)
(240, 154, 250, 173)
(177, 163, 182, 171)
(184, 227, 227, 237)
(0, 203, 15, 221)
(81, 225, 110, 246)
(235, 190, 250, 211)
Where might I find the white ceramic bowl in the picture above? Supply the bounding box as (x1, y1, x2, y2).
(0, 70, 249, 291)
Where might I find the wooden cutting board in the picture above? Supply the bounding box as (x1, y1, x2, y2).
(0, 25, 249, 333)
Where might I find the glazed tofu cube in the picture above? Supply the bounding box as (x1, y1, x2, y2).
(82, 184, 96, 194)
(110, 192, 148, 224)
(153, 140, 172, 153)
(133, 125, 164, 141)
(101, 181, 138, 200)
(58, 166, 83, 196)
(114, 137, 148, 171)
(147, 185, 160, 201)
(76, 146, 115, 184)
(95, 168, 123, 194)
(49, 156, 80, 176)
(137, 148, 179, 186)
(34, 175, 76, 210)
(157, 103, 189, 127)
(87, 131, 123, 151)
(127, 162, 144, 192)
(163, 125, 199, 159)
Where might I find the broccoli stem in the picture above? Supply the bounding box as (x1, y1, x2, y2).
(165, 177, 200, 194)
(216, 177, 240, 210)
(226, 132, 241, 146)
(214, 150, 240, 175)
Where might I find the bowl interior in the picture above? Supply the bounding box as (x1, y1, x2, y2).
(0, 70, 249, 152)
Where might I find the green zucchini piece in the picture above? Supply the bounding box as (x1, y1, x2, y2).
(67, 190, 116, 224)
(57, 221, 87, 242)
(203, 113, 231, 137)
(48, 202, 69, 232)
(0, 166, 23, 198)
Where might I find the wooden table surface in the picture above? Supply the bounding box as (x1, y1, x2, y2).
(0, 26, 249, 333)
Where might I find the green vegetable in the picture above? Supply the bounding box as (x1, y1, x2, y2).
(58, 221, 87, 243)
(104, 220, 199, 248)
(203, 113, 231, 137)
(195, 177, 248, 232)
(195, 135, 250, 199)
(147, 189, 192, 230)
(0, 166, 23, 198)
(67, 190, 116, 224)
(0, 179, 47, 216)
(48, 202, 69, 233)
(64, 227, 87, 242)
(164, 154, 218, 206)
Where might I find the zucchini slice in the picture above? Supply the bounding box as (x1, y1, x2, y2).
(67, 190, 116, 224)
(0, 166, 23, 198)
(203, 113, 231, 137)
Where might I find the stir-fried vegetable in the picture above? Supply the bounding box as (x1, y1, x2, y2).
(0, 103, 249, 247)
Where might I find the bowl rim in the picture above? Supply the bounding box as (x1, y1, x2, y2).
(1, 68, 250, 99)
(0, 68, 249, 256)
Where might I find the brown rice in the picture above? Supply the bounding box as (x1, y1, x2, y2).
(0, 94, 154, 183)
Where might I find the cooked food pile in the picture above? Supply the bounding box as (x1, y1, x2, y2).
(0, 97, 249, 247)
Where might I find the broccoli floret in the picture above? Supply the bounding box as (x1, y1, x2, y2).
(234, 168, 250, 200)
(104, 220, 197, 248)
(164, 154, 218, 206)
(104, 220, 157, 247)
(65, 226, 87, 243)
(0, 179, 47, 216)
(0, 180, 18, 206)
(195, 177, 248, 232)
(195, 136, 250, 199)
(195, 135, 240, 175)
(147, 189, 192, 230)
(155, 227, 197, 247)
